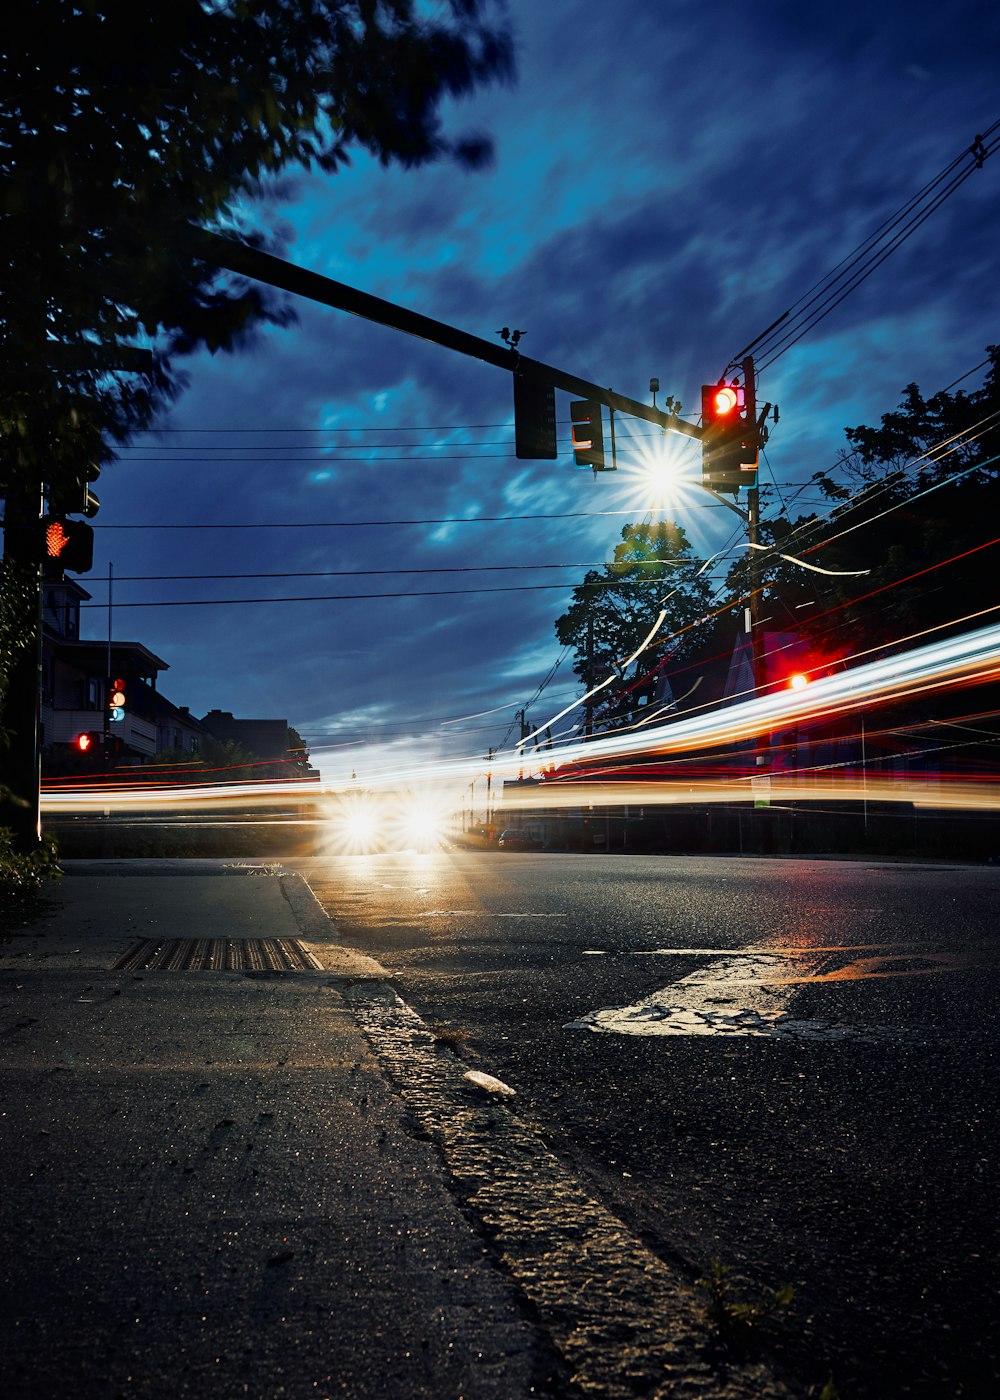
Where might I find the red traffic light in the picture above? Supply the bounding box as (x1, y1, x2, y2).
(712, 385, 740, 416)
(702, 382, 744, 425)
(700, 382, 757, 492)
(76, 732, 93, 752)
(788, 672, 810, 691)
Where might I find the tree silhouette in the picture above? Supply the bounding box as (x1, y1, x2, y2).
(555, 521, 712, 731)
(1, 0, 513, 496)
(0, 1, 513, 837)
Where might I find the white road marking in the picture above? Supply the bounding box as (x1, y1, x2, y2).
(565, 948, 915, 1041)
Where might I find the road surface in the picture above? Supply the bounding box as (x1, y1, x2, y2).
(294, 850, 1000, 1399)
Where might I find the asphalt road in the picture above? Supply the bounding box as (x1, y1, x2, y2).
(294, 851, 1000, 1400)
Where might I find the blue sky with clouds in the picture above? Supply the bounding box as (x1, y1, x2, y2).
(85, 0, 1000, 785)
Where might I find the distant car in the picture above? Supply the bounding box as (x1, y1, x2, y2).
(497, 829, 543, 851)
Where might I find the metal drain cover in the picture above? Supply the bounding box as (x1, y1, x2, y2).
(112, 938, 323, 972)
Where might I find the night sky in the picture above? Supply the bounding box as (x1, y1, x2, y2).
(83, 1, 1000, 788)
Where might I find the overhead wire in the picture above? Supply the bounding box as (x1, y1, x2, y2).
(736, 122, 1000, 375)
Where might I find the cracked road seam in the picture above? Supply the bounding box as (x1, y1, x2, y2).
(343, 979, 793, 1400)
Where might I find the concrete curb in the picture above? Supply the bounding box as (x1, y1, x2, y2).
(278, 871, 390, 980)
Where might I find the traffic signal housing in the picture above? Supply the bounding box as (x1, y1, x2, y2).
(108, 678, 126, 725)
(48, 461, 101, 518)
(570, 399, 609, 470)
(42, 515, 94, 574)
(700, 382, 758, 492)
(513, 377, 557, 459)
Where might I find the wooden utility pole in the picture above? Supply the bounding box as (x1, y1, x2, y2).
(0, 476, 45, 850)
(742, 356, 767, 703)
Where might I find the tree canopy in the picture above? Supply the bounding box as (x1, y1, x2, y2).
(555, 521, 712, 731)
(727, 345, 1000, 663)
(0, 0, 513, 497)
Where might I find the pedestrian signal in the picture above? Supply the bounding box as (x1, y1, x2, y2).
(42, 515, 94, 574)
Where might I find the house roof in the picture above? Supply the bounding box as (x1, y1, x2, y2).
(45, 638, 170, 673)
(149, 691, 211, 732)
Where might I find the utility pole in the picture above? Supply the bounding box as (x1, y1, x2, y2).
(486, 748, 495, 831)
(741, 355, 772, 811)
(0, 476, 45, 850)
(742, 357, 767, 705)
(1, 347, 150, 850)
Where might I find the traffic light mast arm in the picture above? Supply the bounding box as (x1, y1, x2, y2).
(699, 485, 748, 522)
(189, 227, 701, 442)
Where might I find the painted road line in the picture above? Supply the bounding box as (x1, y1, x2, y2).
(563, 946, 948, 1040)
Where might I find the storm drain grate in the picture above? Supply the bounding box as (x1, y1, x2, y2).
(112, 938, 324, 972)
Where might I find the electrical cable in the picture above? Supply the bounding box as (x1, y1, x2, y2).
(727, 123, 999, 376)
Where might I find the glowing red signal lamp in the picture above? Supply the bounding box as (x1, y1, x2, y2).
(76, 732, 93, 752)
(713, 385, 740, 416)
(788, 672, 810, 691)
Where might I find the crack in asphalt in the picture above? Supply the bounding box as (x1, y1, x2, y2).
(343, 978, 793, 1400)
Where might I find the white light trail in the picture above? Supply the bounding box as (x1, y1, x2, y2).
(40, 621, 1000, 817)
(517, 608, 668, 750)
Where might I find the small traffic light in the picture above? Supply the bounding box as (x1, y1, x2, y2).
(42, 515, 94, 574)
(788, 672, 810, 691)
(108, 678, 126, 724)
(513, 377, 557, 459)
(570, 399, 608, 470)
(76, 732, 94, 753)
(700, 382, 758, 492)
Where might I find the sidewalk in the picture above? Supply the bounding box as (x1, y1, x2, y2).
(0, 860, 563, 1399)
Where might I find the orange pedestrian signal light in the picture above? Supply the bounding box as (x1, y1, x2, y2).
(41, 514, 94, 573)
(46, 520, 71, 558)
(76, 732, 93, 752)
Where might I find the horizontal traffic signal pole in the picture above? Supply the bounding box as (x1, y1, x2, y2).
(189, 227, 702, 443)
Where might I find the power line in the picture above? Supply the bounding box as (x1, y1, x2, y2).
(137, 423, 516, 433)
(93, 503, 743, 530)
(104, 559, 715, 583)
(79, 575, 730, 609)
(731, 123, 999, 375)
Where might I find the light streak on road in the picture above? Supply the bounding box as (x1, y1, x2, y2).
(40, 620, 1000, 819)
(509, 618, 1000, 776)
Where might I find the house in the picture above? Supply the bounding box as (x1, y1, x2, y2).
(39, 579, 313, 780)
(41, 576, 169, 768)
(199, 709, 314, 778)
(150, 693, 210, 760)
